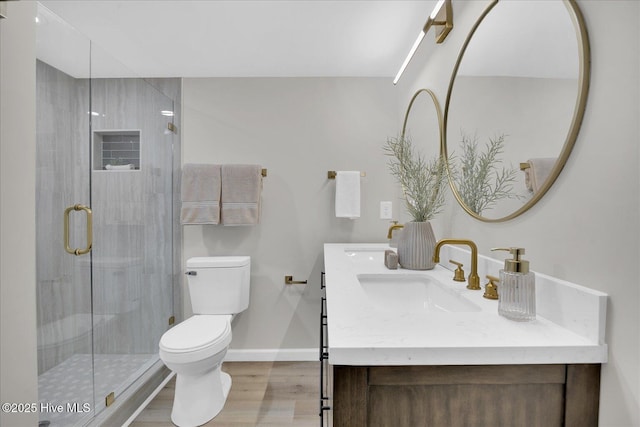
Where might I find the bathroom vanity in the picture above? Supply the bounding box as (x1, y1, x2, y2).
(322, 244, 607, 427)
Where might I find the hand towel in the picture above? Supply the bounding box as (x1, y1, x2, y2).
(335, 171, 361, 219)
(180, 164, 221, 224)
(524, 158, 555, 194)
(221, 164, 263, 226)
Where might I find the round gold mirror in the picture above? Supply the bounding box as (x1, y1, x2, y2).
(387, 88, 446, 224)
(444, 0, 590, 222)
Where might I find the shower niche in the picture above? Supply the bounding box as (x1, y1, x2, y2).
(93, 129, 141, 171)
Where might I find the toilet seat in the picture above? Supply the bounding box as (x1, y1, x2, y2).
(159, 315, 232, 364)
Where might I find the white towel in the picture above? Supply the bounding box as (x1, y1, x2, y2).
(105, 164, 134, 170)
(221, 164, 263, 226)
(180, 164, 221, 224)
(524, 158, 555, 194)
(335, 171, 361, 219)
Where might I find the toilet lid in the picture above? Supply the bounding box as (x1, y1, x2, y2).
(159, 315, 231, 353)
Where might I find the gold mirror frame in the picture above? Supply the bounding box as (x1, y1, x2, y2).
(443, 0, 590, 222)
(401, 88, 446, 208)
(402, 88, 444, 144)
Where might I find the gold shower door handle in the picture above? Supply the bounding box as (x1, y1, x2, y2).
(64, 204, 93, 255)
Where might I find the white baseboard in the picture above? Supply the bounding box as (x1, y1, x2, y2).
(225, 348, 318, 362)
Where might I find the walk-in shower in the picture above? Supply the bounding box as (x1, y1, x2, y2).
(35, 4, 181, 425)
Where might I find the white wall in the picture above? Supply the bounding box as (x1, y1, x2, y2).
(0, 2, 39, 426)
(182, 77, 399, 352)
(397, 1, 639, 425)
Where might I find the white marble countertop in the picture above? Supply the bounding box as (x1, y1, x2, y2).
(323, 243, 608, 366)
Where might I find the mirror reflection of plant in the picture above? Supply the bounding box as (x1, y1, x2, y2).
(453, 132, 520, 215)
(384, 135, 448, 222)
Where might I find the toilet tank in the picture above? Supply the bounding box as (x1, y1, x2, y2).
(186, 256, 251, 315)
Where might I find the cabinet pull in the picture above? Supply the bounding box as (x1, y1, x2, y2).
(319, 271, 331, 425)
(319, 295, 331, 423)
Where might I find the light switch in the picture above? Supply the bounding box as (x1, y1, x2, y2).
(380, 201, 392, 219)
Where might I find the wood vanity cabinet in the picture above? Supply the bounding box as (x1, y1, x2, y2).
(332, 363, 600, 427)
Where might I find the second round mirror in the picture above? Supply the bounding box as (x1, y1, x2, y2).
(402, 88, 443, 158)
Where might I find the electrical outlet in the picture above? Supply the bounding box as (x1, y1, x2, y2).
(380, 201, 392, 219)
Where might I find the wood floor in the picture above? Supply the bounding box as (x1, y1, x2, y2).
(130, 361, 320, 427)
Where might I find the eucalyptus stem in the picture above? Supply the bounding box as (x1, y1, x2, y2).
(384, 136, 448, 222)
(453, 132, 520, 215)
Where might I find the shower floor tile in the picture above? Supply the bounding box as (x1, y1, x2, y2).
(39, 353, 156, 427)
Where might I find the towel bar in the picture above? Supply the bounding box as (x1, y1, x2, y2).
(519, 162, 530, 171)
(261, 168, 267, 177)
(328, 171, 366, 179)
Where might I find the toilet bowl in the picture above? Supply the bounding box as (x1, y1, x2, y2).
(159, 256, 250, 426)
(159, 315, 232, 426)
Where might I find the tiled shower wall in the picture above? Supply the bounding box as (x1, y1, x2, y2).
(36, 60, 181, 372)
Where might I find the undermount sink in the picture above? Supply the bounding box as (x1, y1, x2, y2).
(357, 274, 481, 313)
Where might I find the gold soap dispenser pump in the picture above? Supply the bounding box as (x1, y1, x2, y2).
(491, 247, 536, 321)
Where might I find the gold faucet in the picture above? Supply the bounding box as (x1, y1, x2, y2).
(433, 239, 481, 290)
(387, 221, 404, 239)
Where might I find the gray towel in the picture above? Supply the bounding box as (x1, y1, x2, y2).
(180, 164, 221, 224)
(221, 165, 263, 226)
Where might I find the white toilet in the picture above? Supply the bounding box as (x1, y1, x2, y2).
(159, 256, 250, 426)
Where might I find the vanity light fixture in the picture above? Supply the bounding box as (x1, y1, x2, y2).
(393, 0, 453, 85)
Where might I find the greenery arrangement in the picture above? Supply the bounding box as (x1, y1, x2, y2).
(384, 135, 448, 222)
(453, 132, 520, 215)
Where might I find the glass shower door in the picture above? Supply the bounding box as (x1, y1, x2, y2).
(36, 4, 176, 425)
(88, 43, 175, 415)
(35, 5, 95, 426)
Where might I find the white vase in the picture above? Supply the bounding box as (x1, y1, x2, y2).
(397, 221, 437, 270)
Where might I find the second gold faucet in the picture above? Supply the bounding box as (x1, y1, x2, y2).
(433, 239, 481, 290)
(387, 221, 404, 239)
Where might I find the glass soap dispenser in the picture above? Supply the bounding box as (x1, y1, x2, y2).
(491, 247, 536, 321)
